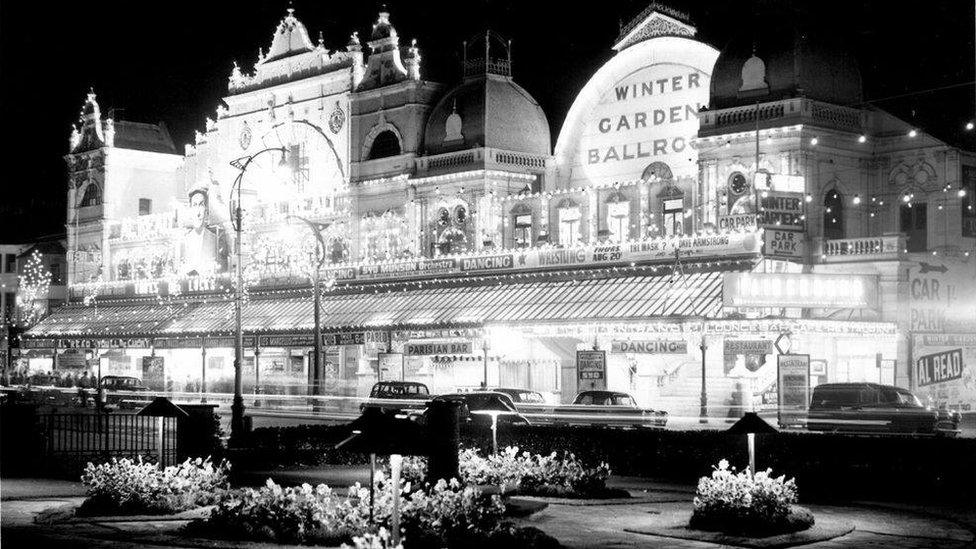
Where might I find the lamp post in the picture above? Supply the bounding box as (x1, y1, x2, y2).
(481, 337, 490, 389)
(699, 335, 708, 424)
(286, 214, 331, 398)
(228, 146, 287, 448)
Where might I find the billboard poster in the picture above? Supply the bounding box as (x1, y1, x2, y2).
(908, 256, 976, 334)
(142, 356, 165, 390)
(576, 350, 607, 391)
(378, 353, 404, 381)
(912, 333, 976, 411)
(777, 354, 810, 427)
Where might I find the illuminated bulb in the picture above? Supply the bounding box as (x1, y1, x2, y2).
(804, 194, 813, 203)
(959, 189, 967, 198)
(853, 194, 861, 205)
(908, 129, 918, 138)
(858, 135, 867, 143)
(902, 194, 911, 203)
(761, 190, 769, 198)
(810, 137, 819, 146)
(967, 122, 974, 131)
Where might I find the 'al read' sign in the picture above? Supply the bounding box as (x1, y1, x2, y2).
(915, 349, 964, 387)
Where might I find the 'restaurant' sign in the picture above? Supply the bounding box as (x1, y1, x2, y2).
(723, 339, 774, 355)
(777, 354, 810, 426)
(915, 349, 964, 387)
(611, 339, 687, 354)
(405, 340, 473, 356)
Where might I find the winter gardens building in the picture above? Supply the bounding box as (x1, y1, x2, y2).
(22, 5, 976, 417)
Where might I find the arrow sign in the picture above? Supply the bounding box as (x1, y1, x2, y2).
(919, 262, 948, 274)
(775, 332, 792, 354)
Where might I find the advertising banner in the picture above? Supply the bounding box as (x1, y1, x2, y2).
(405, 341, 473, 356)
(777, 354, 810, 427)
(576, 350, 607, 391)
(723, 273, 879, 309)
(58, 349, 88, 369)
(912, 333, 976, 410)
(610, 339, 688, 354)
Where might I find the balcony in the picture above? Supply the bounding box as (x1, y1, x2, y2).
(815, 234, 905, 263)
(698, 97, 866, 137)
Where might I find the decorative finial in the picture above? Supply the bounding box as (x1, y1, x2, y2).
(318, 31, 324, 47)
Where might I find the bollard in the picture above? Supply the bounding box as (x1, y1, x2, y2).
(424, 399, 460, 484)
(390, 453, 402, 546)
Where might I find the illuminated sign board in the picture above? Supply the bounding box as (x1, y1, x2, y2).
(759, 192, 805, 229)
(611, 339, 687, 354)
(577, 350, 607, 391)
(723, 273, 878, 309)
(555, 38, 718, 188)
(405, 340, 473, 356)
(723, 339, 774, 355)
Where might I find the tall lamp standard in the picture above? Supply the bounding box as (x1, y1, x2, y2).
(481, 337, 490, 389)
(286, 215, 331, 398)
(228, 147, 288, 448)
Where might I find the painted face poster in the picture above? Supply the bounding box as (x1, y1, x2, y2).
(912, 333, 976, 411)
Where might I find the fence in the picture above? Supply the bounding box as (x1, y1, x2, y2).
(41, 413, 179, 475)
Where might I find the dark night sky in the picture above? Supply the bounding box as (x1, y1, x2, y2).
(1, 0, 973, 242)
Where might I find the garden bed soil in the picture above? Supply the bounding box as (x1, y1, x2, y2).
(627, 506, 855, 549)
(689, 505, 815, 537)
(37, 500, 213, 524)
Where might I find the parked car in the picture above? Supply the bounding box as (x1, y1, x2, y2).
(98, 375, 151, 409)
(360, 381, 431, 413)
(807, 382, 960, 436)
(478, 387, 546, 404)
(553, 390, 668, 428)
(421, 392, 530, 427)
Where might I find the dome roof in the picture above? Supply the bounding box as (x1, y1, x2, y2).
(424, 74, 551, 156)
(709, 8, 862, 110)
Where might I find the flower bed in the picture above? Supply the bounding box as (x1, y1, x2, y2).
(402, 446, 620, 499)
(190, 473, 560, 548)
(690, 459, 813, 536)
(79, 456, 228, 516)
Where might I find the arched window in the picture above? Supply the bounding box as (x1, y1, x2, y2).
(80, 183, 101, 207)
(641, 161, 673, 182)
(367, 131, 401, 160)
(823, 189, 845, 240)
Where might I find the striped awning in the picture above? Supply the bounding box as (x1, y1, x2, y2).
(27, 271, 725, 338)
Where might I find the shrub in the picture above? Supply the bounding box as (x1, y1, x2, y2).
(404, 446, 612, 498)
(80, 456, 228, 515)
(691, 459, 811, 535)
(398, 477, 506, 549)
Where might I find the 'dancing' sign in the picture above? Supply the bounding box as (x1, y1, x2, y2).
(611, 339, 688, 354)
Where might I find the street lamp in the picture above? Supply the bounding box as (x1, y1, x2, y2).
(286, 214, 331, 398)
(699, 335, 708, 424)
(228, 146, 287, 448)
(481, 337, 490, 389)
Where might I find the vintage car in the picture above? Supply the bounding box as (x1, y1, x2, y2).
(807, 382, 960, 436)
(478, 387, 546, 404)
(98, 375, 151, 408)
(421, 392, 530, 427)
(552, 390, 669, 428)
(359, 381, 431, 413)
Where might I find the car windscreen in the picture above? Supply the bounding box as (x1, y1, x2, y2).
(811, 388, 860, 409)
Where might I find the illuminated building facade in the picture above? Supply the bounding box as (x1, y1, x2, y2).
(24, 5, 976, 415)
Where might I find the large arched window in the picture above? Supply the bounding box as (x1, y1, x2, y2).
(367, 130, 401, 160)
(823, 189, 845, 240)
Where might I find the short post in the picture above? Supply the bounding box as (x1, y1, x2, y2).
(747, 432, 756, 477)
(490, 413, 499, 455)
(390, 453, 402, 546)
(156, 416, 165, 467)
